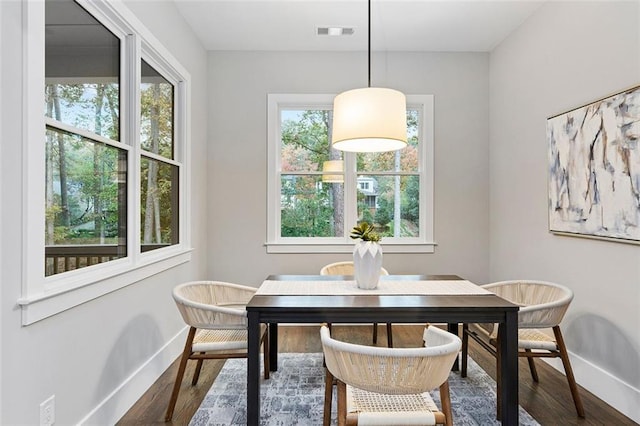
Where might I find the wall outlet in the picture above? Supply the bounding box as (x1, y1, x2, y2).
(40, 395, 55, 426)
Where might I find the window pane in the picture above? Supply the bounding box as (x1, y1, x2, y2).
(141, 157, 179, 251)
(281, 175, 344, 237)
(357, 175, 420, 238)
(281, 109, 341, 172)
(141, 60, 174, 158)
(357, 110, 420, 172)
(45, 0, 120, 140)
(45, 127, 127, 276)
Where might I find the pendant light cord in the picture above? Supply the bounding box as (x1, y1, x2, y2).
(367, 0, 371, 88)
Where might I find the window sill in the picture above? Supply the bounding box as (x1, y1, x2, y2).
(265, 242, 436, 254)
(17, 247, 192, 325)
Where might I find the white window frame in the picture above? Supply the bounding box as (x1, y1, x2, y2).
(17, 0, 192, 325)
(266, 93, 435, 254)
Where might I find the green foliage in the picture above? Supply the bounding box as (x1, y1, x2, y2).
(361, 206, 374, 225)
(140, 158, 176, 244)
(281, 110, 331, 170)
(350, 222, 381, 243)
(374, 197, 392, 228)
(403, 176, 420, 223)
(140, 82, 173, 157)
(280, 175, 336, 237)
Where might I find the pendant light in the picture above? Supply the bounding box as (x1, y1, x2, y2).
(331, 0, 407, 153)
(322, 160, 344, 183)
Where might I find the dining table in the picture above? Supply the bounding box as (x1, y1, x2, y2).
(246, 274, 520, 425)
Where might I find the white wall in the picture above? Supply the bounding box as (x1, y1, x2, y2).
(0, 1, 208, 424)
(207, 51, 491, 286)
(489, 1, 640, 422)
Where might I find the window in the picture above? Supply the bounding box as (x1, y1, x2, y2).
(19, 0, 191, 324)
(267, 94, 434, 253)
(140, 60, 179, 252)
(44, 0, 125, 276)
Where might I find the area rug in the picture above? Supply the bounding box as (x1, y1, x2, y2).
(189, 353, 539, 426)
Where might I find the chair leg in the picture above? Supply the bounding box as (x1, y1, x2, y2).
(524, 349, 539, 382)
(496, 336, 502, 421)
(553, 326, 585, 418)
(166, 327, 197, 422)
(372, 322, 378, 344)
(336, 379, 347, 426)
(460, 324, 469, 378)
(439, 380, 453, 426)
(323, 369, 334, 426)
(386, 323, 393, 347)
(191, 357, 204, 385)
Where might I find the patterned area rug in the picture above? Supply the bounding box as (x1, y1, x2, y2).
(190, 353, 540, 426)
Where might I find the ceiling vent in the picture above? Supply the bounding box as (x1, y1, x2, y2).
(317, 27, 355, 36)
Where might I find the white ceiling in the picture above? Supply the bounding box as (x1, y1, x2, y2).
(173, 0, 544, 52)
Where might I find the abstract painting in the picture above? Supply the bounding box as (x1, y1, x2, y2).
(547, 86, 640, 243)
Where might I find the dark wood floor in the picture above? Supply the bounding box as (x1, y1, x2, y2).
(117, 325, 636, 426)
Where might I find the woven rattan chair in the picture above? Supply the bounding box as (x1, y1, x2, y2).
(320, 261, 392, 347)
(165, 281, 269, 421)
(321, 324, 461, 426)
(461, 280, 585, 419)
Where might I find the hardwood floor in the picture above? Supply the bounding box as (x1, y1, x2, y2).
(117, 325, 636, 426)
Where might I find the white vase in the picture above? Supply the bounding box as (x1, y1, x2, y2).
(353, 241, 383, 290)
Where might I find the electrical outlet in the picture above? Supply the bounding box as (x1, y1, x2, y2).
(40, 395, 55, 426)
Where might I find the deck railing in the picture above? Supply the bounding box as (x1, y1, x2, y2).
(45, 243, 170, 276)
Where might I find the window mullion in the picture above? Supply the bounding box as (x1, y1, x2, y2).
(126, 34, 141, 263)
(140, 150, 181, 167)
(343, 152, 358, 239)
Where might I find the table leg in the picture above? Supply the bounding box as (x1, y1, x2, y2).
(247, 312, 260, 425)
(447, 323, 460, 371)
(499, 311, 519, 425)
(269, 322, 278, 371)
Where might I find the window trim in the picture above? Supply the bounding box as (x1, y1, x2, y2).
(18, 0, 192, 325)
(266, 93, 435, 254)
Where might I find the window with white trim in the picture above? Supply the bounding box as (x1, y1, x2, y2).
(19, 0, 191, 324)
(267, 94, 434, 254)
(44, 0, 126, 276)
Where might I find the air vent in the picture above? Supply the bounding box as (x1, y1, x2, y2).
(317, 27, 355, 36)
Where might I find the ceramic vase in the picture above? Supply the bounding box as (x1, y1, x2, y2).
(353, 241, 383, 290)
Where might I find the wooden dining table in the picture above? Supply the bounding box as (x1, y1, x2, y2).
(246, 274, 521, 425)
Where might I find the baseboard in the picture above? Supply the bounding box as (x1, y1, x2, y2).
(545, 350, 640, 423)
(77, 326, 187, 425)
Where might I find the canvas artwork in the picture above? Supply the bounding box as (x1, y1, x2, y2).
(547, 85, 640, 243)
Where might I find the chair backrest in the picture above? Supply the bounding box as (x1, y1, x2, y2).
(172, 280, 257, 330)
(483, 280, 573, 328)
(320, 325, 460, 395)
(320, 261, 389, 276)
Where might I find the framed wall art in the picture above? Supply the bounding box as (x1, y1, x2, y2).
(547, 85, 640, 244)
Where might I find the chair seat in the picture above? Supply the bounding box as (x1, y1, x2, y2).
(468, 323, 559, 352)
(518, 328, 558, 351)
(347, 387, 439, 425)
(193, 325, 266, 352)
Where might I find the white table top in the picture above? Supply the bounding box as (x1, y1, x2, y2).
(256, 279, 492, 296)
